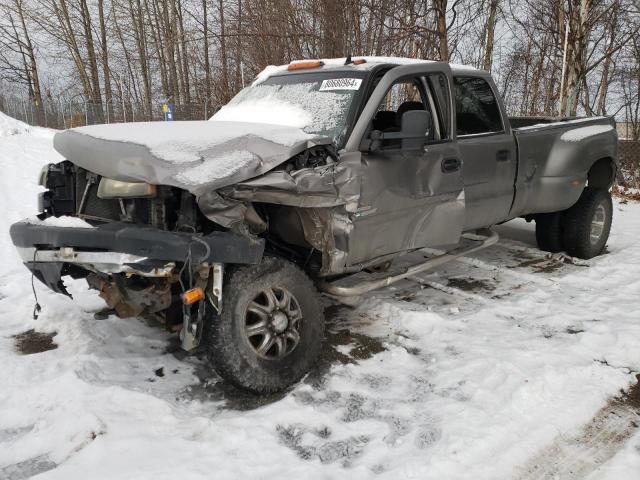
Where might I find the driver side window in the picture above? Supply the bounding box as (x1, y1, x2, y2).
(373, 79, 427, 133)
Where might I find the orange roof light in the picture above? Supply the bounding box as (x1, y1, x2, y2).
(182, 287, 205, 305)
(288, 60, 324, 71)
(353, 59, 367, 65)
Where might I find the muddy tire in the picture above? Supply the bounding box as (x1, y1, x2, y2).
(206, 257, 324, 393)
(535, 212, 564, 253)
(562, 187, 612, 259)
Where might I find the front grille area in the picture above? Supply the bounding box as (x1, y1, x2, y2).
(44, 162, 195, 232)
(75, 170, 123, 222)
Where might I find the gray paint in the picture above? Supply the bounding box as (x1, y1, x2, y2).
(53, 121, 332, 196)
(510, 117, 617, 216)
(49, 60, 618, 277)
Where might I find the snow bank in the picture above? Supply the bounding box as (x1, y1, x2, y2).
(0, 111, 31, 137)
(0, 114, 60, 251)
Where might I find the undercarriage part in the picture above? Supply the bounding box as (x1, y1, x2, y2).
(209, 263, 224, 313)
(269, 207, 353, 276)
(87, 273, 173, 318)
(180, 263, 215, 351)
(316, 229, 499, 296)
(176, 190, 198, 232)
(284, 144, 338, 172)
(27, 262, 71, 297)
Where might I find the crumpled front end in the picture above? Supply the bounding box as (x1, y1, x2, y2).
(28, 118, 368, 287)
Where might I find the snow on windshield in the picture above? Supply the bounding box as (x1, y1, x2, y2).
(211, 79, 360, 143)
(211, 96, 312, 129)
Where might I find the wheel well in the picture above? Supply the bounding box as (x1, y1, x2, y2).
(587, 157, 616, 189)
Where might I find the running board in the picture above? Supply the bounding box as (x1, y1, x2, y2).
(316, 229, 499, 297)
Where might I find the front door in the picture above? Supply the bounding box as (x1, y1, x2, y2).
(342, 63, 465, 267)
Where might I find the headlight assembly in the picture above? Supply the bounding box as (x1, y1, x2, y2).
(97, 178, 157, 199)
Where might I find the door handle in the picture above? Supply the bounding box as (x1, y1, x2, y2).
(496, 149, 511, 162)
(441, 157, 461, 173)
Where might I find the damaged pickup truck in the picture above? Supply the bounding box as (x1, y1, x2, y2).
(10, 58, 618, 393)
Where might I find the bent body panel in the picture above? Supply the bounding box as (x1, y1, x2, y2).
(510, 117, 617, 217)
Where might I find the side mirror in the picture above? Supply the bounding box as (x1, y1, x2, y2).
(363, 110, 431, 152)
(399, 110, 431, 150)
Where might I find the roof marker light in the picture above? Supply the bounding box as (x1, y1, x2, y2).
(287, 60, 324, 71)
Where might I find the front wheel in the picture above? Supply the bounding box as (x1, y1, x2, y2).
(206, 257, 324, 393)
(562, 187, 613, 259)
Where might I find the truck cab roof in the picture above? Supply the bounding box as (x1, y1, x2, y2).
(253, 56, 484, 85)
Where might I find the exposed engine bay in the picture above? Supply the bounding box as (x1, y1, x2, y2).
(28, 142, 355, 334)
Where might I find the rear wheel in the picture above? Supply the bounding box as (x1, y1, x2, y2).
(562, 187, 612, 259)
(206, 257, 324, 393)
(535, 212, 564, 253)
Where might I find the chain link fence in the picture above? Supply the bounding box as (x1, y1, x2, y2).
(618, 140, 640, 190)
(0, 98, 220, 129)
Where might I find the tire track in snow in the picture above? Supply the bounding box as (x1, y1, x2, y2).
(420, 244, 557, 287)
(515, 375, 640, 479)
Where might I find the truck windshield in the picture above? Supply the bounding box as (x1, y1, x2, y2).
(211, 72, 366, 145)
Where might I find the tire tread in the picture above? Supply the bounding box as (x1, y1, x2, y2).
(562, 187, 612, 259)
(207, 257, 323, 393)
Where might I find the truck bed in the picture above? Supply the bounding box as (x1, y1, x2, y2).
(508, 116, 617, 218)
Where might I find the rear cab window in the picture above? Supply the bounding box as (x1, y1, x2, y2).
(454, 76, 503, 136)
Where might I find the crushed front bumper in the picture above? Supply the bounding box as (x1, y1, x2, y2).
(10, 220, 264, 295)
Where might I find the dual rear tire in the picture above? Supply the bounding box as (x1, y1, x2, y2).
(535, 187, 613, 259)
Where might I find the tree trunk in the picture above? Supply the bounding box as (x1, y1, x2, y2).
(434, 0, 450, 61)
(98, 0, 113, 120)
(202, 0, 211, 101)
(483, 0, 499, 71)
(219, 0, 229, 101)
(80, 0, 104, 120)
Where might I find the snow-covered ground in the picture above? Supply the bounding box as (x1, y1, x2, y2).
(0, 112, 639, 479)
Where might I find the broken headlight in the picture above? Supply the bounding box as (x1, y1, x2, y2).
(97, 178, 157, 199)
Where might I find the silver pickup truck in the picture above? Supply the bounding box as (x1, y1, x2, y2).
(10, 57, 618, 393)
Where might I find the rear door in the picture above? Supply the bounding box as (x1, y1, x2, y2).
(342, 63, 465, 266)
(453, 74, 517, 229)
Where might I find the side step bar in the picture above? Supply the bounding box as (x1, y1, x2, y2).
(317, 229, 499, 297)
